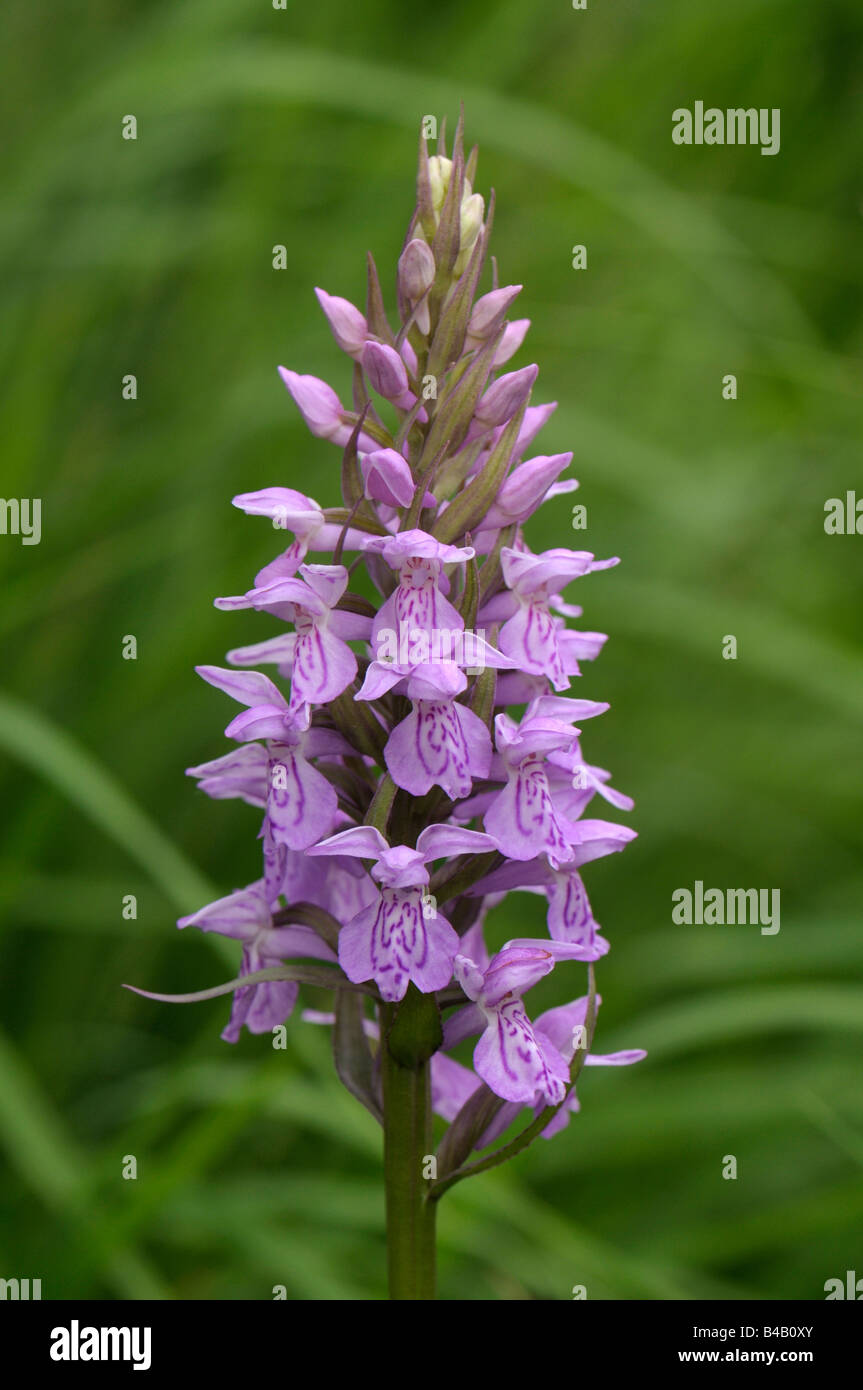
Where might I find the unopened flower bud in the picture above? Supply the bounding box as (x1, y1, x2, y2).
(493, 319, 531, 366)
(360, 448, 416, 508)
(483, 453, 574, 529)
(454, 194, 485, 276)
(314, 288, 367, 358)
(427, 155, 473, 219)
(459, 194, 485, 253)
(362, 341, 414, 410)
(399, 240, 436, 334)
(474, 363, 538, 429)
(278, 367, 377, 450)
(399, 240, 435, 301)
(467, 286, 523, 343)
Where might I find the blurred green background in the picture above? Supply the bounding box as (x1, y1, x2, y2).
(1, 0, 862, 1300)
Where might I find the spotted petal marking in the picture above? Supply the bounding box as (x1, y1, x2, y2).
(547, 869, 596, 945)
(289, 608, 356, 709)
(338, 887, 459, 1002)
(266, 747, 338, 850)
(485, 754, 573, 867)
(499, 598, 568, 690)
(474, 997, 570, 1105)
(385, 699, 491, 800)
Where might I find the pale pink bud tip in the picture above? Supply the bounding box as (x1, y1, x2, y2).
(475, 363, 539, 428)
(277, 368, 344, 440)
(468, 286, 523, 340)
(314, 288, 368, 357)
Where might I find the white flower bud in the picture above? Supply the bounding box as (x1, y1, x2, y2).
(459, 194, 485, 253)
(427, 156, 473, 219)
(427, 155, 452, 214)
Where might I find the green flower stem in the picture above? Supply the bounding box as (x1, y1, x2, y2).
(380, 995, 438, 1300)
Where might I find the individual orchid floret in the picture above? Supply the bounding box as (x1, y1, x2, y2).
(314, 287, 368, 358)
(363, 529, 474, 658)
(445, 989, 645, 1143)
(485, 546, 619, 690)
(216, 564, 361, 711)
(398, 239, 436, 334)
(382, 661, 493, 800)
(482, 710, 586, 867)
(278, 368, 377, 450)
(308, 823, 496, 1001)
(452, 941, 587, 1105)
(177, 880, 337, 1042)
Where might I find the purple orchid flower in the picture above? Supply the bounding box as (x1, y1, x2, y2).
(482, 546, 619, 690)
(307, 823, 496, 1001)
(214, 563, 363, 711)
(362, 530, 474, 658)
(381, 662, 493, 800)
(451, 940, 590, 1105)
(440, 985, 646, 1145)
(482, 709, 587, 867)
